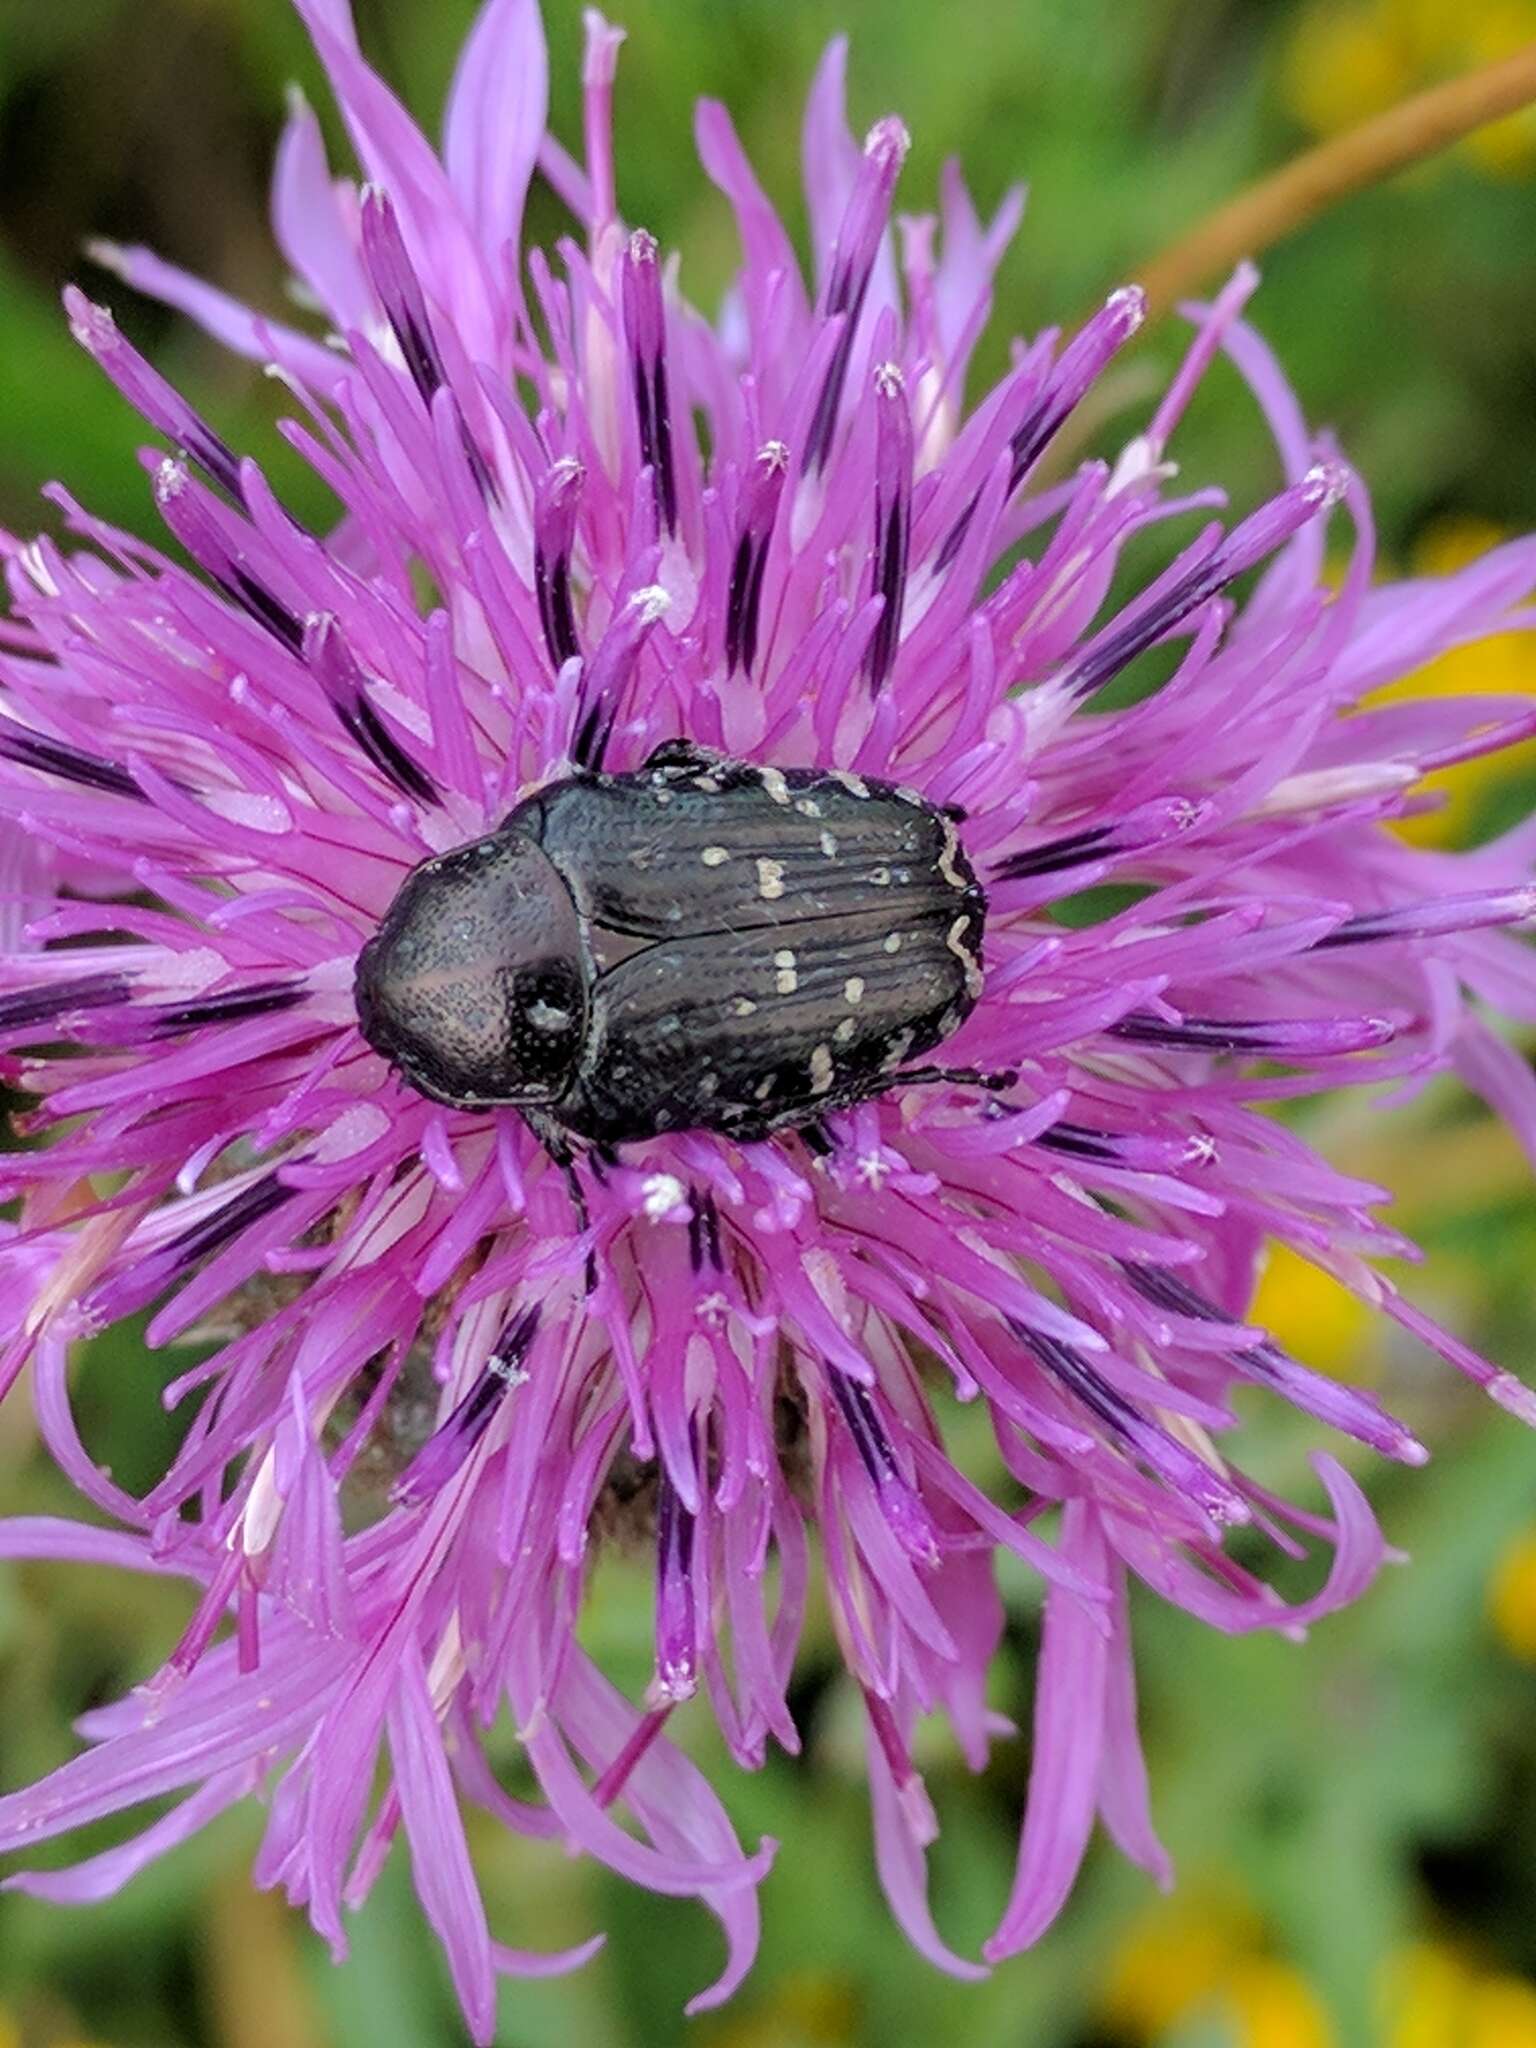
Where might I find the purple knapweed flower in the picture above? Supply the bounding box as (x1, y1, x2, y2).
(3, 0, 1536, 2031)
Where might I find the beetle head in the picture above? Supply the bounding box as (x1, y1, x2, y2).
(355, 829, 588, 1110)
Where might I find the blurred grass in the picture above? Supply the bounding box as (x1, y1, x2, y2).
(2, 1, 1536, 2044)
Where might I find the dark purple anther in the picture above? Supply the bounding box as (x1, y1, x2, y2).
(724, 440, 787, 675)
(360, 186, 496, 498)
(621, 230, 678, 535)
(804, 117, 909, 474)
(151, 981, 308, 1036)
(533, 458, 585, 672)
(66, 288, 246, 506)
(935, 287, 1145, 573)
(687, 1187, 724, 1274)
(1121, 1264, 1427, 1464)
(0, 972, 132, 1042)
(155, 460, 305, 655)
(1109, 1011, 1393, 1057)
(831, 1371, 939, 1564)
(0, 727, 142, 802)
(303, 615, 439, 806)
(653, 1465, 698, 1700)
(1314, 886, 1536, 950)
(864, 362, 912, 693)
(1011, 1320, 1246, 1525)
(1007, 287, 1145, 493)
(993, 795, 1206, 887)
(360, 186, 450, 407)
(1061, 464, 1344, 704)
(166, 1173, 299, 1276)
(394, 1305, 541, 1507)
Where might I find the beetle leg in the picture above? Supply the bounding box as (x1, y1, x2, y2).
(522, 1108, 598, 1291)
(641, 737, 727, 775)
(895, 1064, 1019, 1093)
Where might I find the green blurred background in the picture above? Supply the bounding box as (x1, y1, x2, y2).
(3, 1, 1536, 2043)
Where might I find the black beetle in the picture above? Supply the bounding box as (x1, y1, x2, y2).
(354, 740, 996, 1151)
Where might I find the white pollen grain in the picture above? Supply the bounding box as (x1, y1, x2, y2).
(843, 977, 865, 1006)
(809, 1044, 835, 1093)
(756, 857, 787, 900)
(758, 765, 791, 805)
(883, 933, 902, 953)
(701, 845, 730, 866)
(731, 996, 758, 1017)
(819, 831, 839, 858)
(642, 1171, 686, 1220)
(794, 797, 823, 818)
(834, 1017, 857, 1043)
(773, 947, 798, 995)
(831, 769, 870, 799)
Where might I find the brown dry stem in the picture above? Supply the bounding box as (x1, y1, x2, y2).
(1131, 41, 1536, 323)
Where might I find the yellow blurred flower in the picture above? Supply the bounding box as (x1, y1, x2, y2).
(1225, 1955, 1336, 2048)
(0, 2010, 18, 2048)
(1467, 1972, 1536, 2045)
(1100, 1891, 1265, 2036)
(710, 1971, 860, 2048)
(1282, 0, 1536, 177)
(1386, 1942, 1536, 2048)
(1099, 1891, 1331, 2046)
(1102, 1895, 1338, 2046)
(1250, 1240, 1380, 1383)
(1366, 518, 1536, 849)
(1487, 1525, 1536, 1658)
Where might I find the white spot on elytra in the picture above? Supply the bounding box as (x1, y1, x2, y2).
(809, 1044, 835, 1093)
(870, 866, 892, 887)
(794, 797, 823, 818)
(701, 845, 730, 866)
(834, 1017, 857, 1044)
(527, 1001, 570, 1034)
(831, 769, 870, 799)
(884, 933, 902, 954)
(774, 948, 798, 995)
(937, 816, 970, 891)
(843, 977, 865, 1006)
(946, 914, 983, 998)
(757, 858, 786, 900)
(883, 1028, 914, 1070)
(819, 831, 839, 858)
(758, 765, 791, 806)
(731, 996, 758, 1017)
